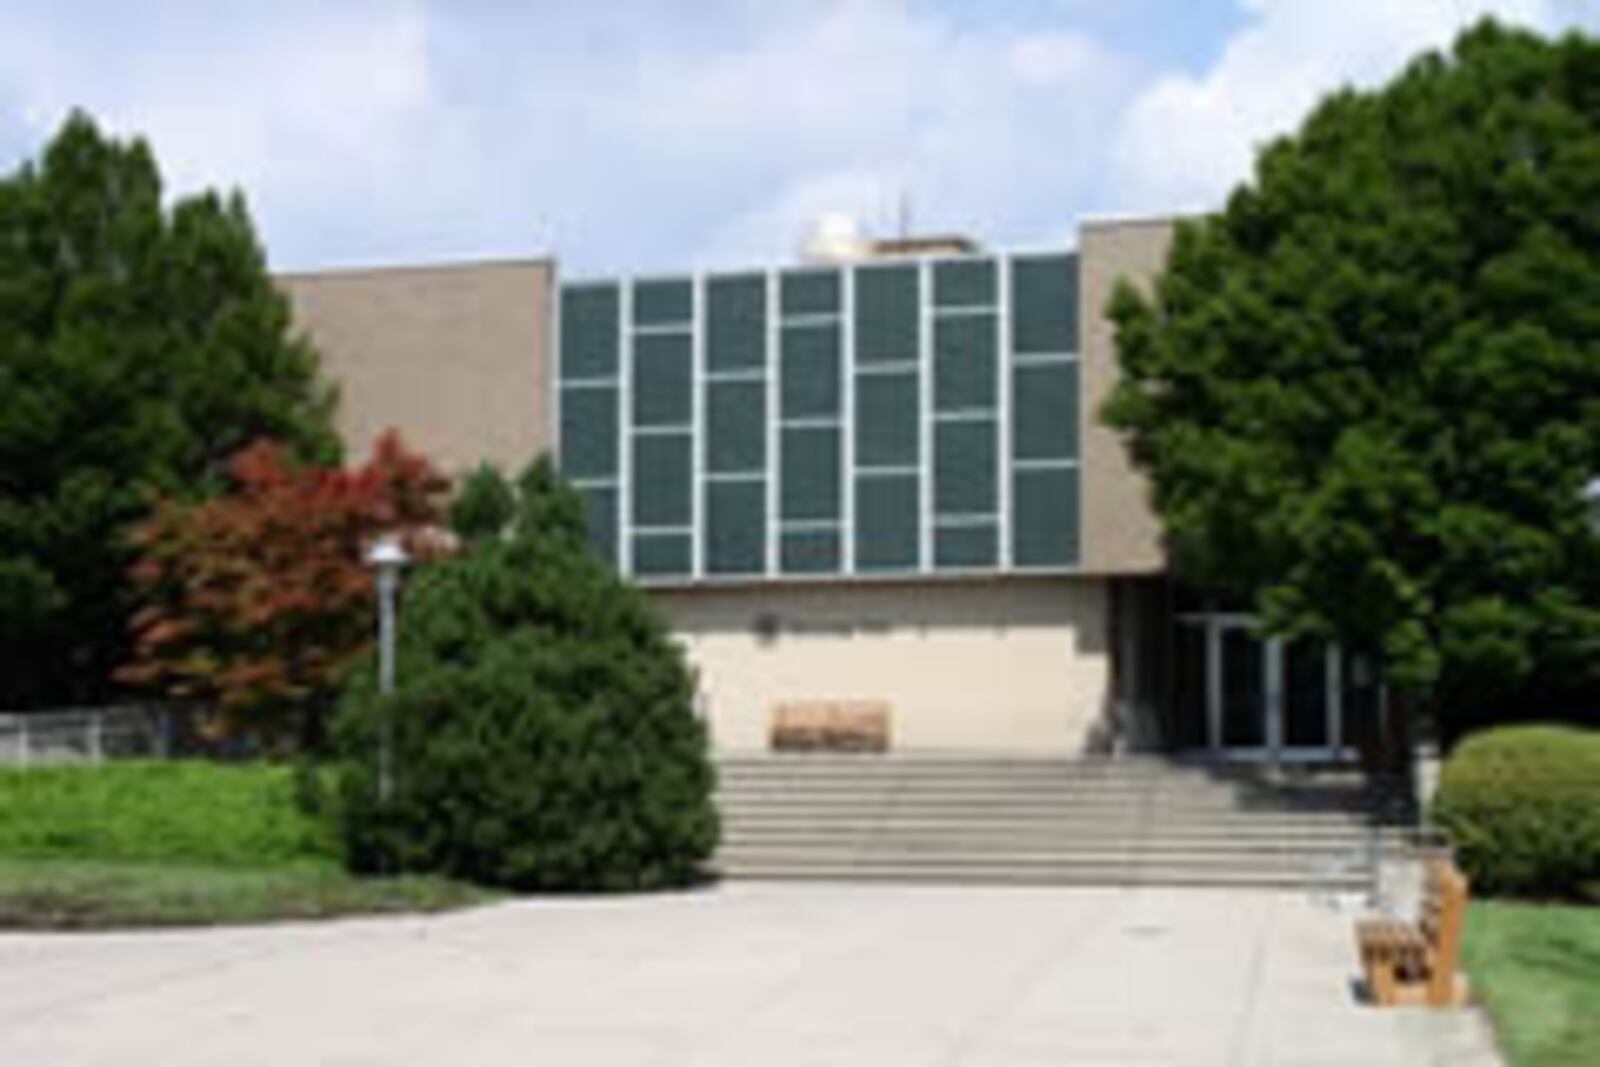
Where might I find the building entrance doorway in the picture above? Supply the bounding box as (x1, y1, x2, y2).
(1177, 614, 1369, 762)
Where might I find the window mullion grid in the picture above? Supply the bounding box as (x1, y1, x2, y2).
(841, 265, 856, 576)
(619, 281, 635, 576)
(1012, 351, 1077, 368)
(633, 321, 691, 337)
(854, 359, 918, 376)
(690, 274, 705, 580)
(780, 518, 841, 533)
(1013, 456, 1080, 472)
(918, 259, 934, 571)
(764, 269, 779, 577)
(856, 463, 918, 478)
(999, 254, 1013, 569)
(934, 513, 998, 529)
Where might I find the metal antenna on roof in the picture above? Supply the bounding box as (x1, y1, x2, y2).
(896, 187, 912, 238)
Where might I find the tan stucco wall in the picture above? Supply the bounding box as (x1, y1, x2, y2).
(651, 577, 1112, 754)
(1078, 217, 1175, 575)
(278, 260, 554, 474)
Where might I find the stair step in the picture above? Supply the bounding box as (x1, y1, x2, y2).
(717, 766, 1370, 780)
(710, 756, 1407, 889)
(716, 844, 1376, 870)
(717, 798, 1381, 818)
(716, 783, 1373, 797)
(715, 770, 1376, 785)
(720, 826, 1394, 845)
(713, 866, 1370, 890)
(717, 842, 1369, 861)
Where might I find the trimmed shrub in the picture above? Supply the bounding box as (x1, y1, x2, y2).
(1434, 725, 1600, 899)
(0, 761, 336, 867)
(332, 459, 717, 891)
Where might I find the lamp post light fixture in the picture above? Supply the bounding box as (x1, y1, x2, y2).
(365, 533, 409, 802)
(1583, 477, 1600, 536)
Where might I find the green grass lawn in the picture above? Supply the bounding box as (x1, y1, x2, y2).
(1464, 901, 1600, 1067)
(0, 858, 492, 929)
(0, 761, 492, 929)
(0, 759, 335, 866)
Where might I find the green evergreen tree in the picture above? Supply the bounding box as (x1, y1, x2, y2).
(0, 112, 336, 708)
(333, 457, 717, 890)
(447, 462, 516, 545)
(1106, 22, 1600, 740)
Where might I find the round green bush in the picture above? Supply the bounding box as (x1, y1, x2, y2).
(1433, 725, 1600, 899)
(332, 460, 717, 891)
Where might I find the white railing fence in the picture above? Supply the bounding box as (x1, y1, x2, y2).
(0, 706, 177, 766)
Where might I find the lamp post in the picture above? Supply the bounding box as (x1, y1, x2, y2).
(365, 534, 409, 802)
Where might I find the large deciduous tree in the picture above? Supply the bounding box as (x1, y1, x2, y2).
(1106, 22, 1600, 740)
(0, 112, 337, 709)
(118, 431, 447, 750)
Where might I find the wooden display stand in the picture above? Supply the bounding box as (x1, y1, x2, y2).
(771, 701, 891, 752)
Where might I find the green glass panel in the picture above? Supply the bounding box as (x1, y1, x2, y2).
(781, 529, 840, 574)
(632, 432, 691, 526)
(933, 258, 996, 307)
(1011, 254, 1078, 353)
(632, 278, 692, 325)
(780, 268, 841, 316)
(934, 523, 998, 569)
(560, 285, 619, 380)
(706, 480, 766, 575)
(854, 264, 918, 365)
(854, 372, 919, 468)
(780, 426, 841, 521)
(633, 332, 692, 427)
(780, 323, 841, 419)
(1013, 466, 1079, 566)
(633, 533, 691, 577)
(707, 274, 766, 371)
(558, 386, 618, 479)
(707, 379, 766, 473)
(855, 474, 919, 571)
(1012, 363, 1078, 461)
(934, 314, 998, 411)
(934, 419, 997, 515)
(579, 486, 618, 567)
(857, 371, 921, 467)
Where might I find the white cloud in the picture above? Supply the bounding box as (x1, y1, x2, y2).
(0, 2, 1592, 273)
(0, 3, 434, 193)
(0, 2, 1145, 272)
(655, 5, 1137, 267)
(1107, 0, 1561, 214)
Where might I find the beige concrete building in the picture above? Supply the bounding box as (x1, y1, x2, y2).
(656, 578, 1112, 753)
(280, 259, 554, 475)
(281, 218, 1375, 762)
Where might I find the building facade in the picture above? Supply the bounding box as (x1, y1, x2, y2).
(283, 217, 1376, 761)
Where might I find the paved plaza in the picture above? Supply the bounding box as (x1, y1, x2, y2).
(0, 883, 1500, 1065)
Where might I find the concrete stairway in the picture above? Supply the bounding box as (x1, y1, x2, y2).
(713, 755, 1415, 890)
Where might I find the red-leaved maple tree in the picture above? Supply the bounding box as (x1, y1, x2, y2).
(118, 430, 449, 749)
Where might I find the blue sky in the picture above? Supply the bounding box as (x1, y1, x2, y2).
(2, 1, 1594, 275)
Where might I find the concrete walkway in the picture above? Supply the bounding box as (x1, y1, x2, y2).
(0, 885, 1500, 1065)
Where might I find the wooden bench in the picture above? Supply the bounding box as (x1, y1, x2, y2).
(1356, 856, 1470, 1007)
(771, 701, 890, 753)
